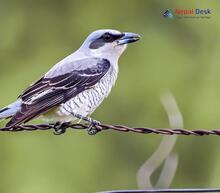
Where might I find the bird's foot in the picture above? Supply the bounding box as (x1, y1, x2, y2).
(87, 119, 101, 135)
(71, 113, 101, 135)
(53, 122, 69, 135)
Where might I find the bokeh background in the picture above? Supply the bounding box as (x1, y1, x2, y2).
(0, 0, 220, 192)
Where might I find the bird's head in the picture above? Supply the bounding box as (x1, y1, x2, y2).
(79, 29, 140, 60)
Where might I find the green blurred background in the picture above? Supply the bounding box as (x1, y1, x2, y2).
(0, 0, 220, 192)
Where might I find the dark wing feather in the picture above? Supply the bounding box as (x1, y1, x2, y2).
(6, 58, 110, 127)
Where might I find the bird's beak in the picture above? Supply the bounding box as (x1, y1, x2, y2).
(117, 32, 141, 45)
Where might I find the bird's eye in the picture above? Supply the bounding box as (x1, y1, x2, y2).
(102, 33, 114, 42)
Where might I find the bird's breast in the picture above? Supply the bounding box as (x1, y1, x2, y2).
(46, 66, 118, 122)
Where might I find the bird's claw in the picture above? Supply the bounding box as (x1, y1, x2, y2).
(69, 112, 101, 135)
(87, 119, 101, 135)
(53, 122, 69, 135)
(87, 127, 99, 135)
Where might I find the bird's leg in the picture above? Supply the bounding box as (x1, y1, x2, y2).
(62, 105, 100, 135)
(53, 121, 70, 135)
(71, 113, 101, 135)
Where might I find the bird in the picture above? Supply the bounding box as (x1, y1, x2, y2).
(0, 29, 140, 134)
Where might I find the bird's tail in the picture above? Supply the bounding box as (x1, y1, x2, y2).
(0, 100, 21, 120)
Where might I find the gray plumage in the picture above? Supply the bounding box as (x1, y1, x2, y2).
(0, 100, 21, 119)
(0, 29, 140, 127)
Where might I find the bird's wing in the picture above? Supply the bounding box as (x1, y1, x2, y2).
(6, 58, 110, 127)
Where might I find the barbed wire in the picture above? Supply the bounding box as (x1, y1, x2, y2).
(1, 121, 220, 136)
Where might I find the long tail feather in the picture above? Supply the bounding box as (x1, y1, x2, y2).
(0, 100, 21, 119)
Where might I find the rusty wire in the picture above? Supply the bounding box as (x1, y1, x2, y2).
(1, 121, 220, 136)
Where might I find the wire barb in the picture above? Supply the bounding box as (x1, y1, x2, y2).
(0, 122, 220, 136)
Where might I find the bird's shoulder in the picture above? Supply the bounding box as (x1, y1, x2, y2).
(45, 57, 111, 78)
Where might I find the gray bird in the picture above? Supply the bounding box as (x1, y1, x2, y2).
(0, 29, 140, 134)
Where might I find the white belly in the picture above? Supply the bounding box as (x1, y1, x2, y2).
(42, 67, 117, 122)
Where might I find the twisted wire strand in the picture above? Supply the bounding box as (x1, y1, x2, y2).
(1, 122, 220, 136)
